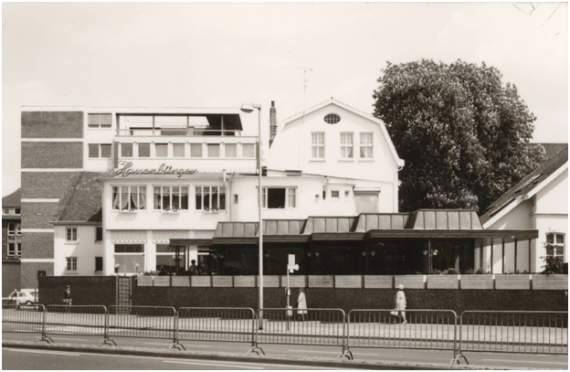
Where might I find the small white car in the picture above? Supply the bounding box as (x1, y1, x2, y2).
(3, 290, 38, 305)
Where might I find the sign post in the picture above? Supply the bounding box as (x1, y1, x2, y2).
(286, 254, 299, 331)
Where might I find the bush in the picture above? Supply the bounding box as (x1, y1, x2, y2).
(475, 267, 486, 275)
(541, 256, 564, 275)
(442, 268, 459, 275)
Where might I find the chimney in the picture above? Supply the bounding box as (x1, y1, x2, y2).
(269, 101, 277, 147)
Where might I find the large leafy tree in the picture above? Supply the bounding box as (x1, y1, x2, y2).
(373, 60, 546, 212)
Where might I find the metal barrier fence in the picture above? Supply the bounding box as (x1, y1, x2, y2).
(454, 311, 568, 364)
(2, 304, 46, 339)
(45, 305, 107, 337)
(177, 307, 260, 353)
(256, 308, 346, 358)
(107, 306, 178, 348)
(346, 310, 458, 362)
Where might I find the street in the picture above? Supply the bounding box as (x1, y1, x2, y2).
(3, 332, 568, 369)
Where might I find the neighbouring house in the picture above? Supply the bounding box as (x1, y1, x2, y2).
(479, 145, 568, 274)
(3, 189, 21, 296)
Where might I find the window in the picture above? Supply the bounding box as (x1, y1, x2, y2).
(88, 144, 112, 158)
(66, 227, 77, 242)
(138, 143, 151, 157)
(173, 144, 185, 157)
(153, 186, 189, 210)
(340, 133, 354, 159)
(195, 186, 226, 211)
(331, 191, 340, 198)
(2, 208, 8, 214)
(66, 257, 78, 272)
(7, 243, 21, 257)
(95, 227, 103, 242)
(112, 186, 146, 211)
(323, 191, 326, 200)
(190, 144, 203, 158)
(345, 191, 350, 198)
(233, 195, 239, 204)
(88, 113, 112, 128)
(261, 187, 297, 209)
(7, 223, 20, 236)
(546, 233, 565, 257)
(360, 133, 373, 158)
(155, 245, 185, 274)
(324, 114, 341, 124)
(95, 257, 103, 272)
(225, 144, 237, 158)
(242, 144, 255, 158)
(311, 133, 325, 159)
(121, 143, 133, 157)
(155, 143, 168, 157)
(207, 144, 220, 158)
(15, 208, 20, 215)
(4, 208, 20, 215)
(114, 244, 144, 273)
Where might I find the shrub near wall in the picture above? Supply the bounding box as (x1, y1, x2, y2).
(39, 276, 117, 308)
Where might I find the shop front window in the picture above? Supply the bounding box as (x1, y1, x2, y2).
(114, 244, 144, 273)
(156, 245, 185, 275)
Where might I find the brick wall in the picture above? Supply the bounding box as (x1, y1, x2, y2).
(21, 233, 53, 259)
(38, 276, 117, 308)
(22, 203, 59, 229)
(132, 286, 568, 313)
(21, 111, 83, 138)
(21, 261, 54, 289)
(22, 172, 83, 199)
(22, 142, 83, 169)
(2, 261, 21, 296)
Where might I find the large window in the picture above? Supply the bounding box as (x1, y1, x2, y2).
(66, 257, 78, 272)
(7, 243, 21, 257)
(121, 143, 133, 157)
(311, 132, 325, 159)
(261, 187, 296, 209)
(155, 143, 168, 157)
(340, 132, 354, 159)
(195, 186, 226, 211)
(156, 245, 185, 274)
(114, 244, 144, 273)
(88, 144, 112, 158)
(138, 143, 151, 157)
(88, 113, 112, 128)
(112, 186, 146, 211)
(66, 227, 77, 242)
(546, 233, 565, 257)
(153, 186, 189, 211)
(360, 133, 373, 158)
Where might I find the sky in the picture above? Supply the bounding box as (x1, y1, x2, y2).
(2, 2, 568, 196)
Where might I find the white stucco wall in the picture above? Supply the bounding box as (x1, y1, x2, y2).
(54, 225, 104, 276)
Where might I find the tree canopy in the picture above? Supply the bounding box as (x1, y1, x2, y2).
(373, 59, 546, 212)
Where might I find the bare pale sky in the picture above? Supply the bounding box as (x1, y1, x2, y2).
(2, 2, 568, 195)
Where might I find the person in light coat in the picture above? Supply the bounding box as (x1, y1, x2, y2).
(395, 284, 407, 324)
(297, 288, 307, 321)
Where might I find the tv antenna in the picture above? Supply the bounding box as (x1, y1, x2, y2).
(282, 67, 313, 120)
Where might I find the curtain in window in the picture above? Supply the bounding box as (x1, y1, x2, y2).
(287, 188, 296, 208)
(154, 187, 161, 209)
(173, 144, 185, 157)
(212, 187, 219, 210)
(139, 187, 146, 210)
(156, 144, 168, 157)
(225, 144, 237, 158)
(130, 187, 138, 210)
(220, 187, 226, 210)
(191, 144, 202, 157)
(203, 187, 211, 210)
(172, 187, 180, 209)
(113, 187, 120, 210)
(208, 144, 220, 158)
(195, 187, 202, 209)
(121, 187, 128, 210)
(181, 187, 189, 209)
(162, 186, 171, 210)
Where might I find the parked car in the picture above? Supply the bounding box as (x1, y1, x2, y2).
(2, 290, 38, 305)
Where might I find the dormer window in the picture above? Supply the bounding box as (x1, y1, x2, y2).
(324, 114, 340, 124)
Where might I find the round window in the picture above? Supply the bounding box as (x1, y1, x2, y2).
(324, 114, 340, 124)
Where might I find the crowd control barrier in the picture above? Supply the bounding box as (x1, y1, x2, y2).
(453, 311, 568, 364)
(177, 307, 261, 354)
(2, 304, 48, 343)
(346, 309, 459, 362)
(256, 308, 347, 358)
(107, 306, 181, 349)
(44, 305, 112, 346)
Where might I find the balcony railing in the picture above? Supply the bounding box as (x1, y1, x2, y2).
(116, 127, 243, 137)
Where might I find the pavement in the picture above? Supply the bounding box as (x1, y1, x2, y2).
(3, 332, 568, 370)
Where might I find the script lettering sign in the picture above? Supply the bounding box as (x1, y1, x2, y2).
(115, 161, 198, 178)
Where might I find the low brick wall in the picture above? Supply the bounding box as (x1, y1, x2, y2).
(39, 276, 117, 308)
(132, 286, 568, 314)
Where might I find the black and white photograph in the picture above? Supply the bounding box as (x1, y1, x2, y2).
(1, 2, 568, 370)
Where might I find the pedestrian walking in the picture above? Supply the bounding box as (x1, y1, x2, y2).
(63, 285, 72, 306)
(297, 288, 307, 321)
(394, 284, 407, 324)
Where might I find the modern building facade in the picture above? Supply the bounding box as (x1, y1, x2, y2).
(2, 189, 22, 295)
(19, 99, 542, 287)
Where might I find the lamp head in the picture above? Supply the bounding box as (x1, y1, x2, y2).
(240, 103, 262, 112)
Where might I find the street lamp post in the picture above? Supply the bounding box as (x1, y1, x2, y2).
(240, 104, 263, 317)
